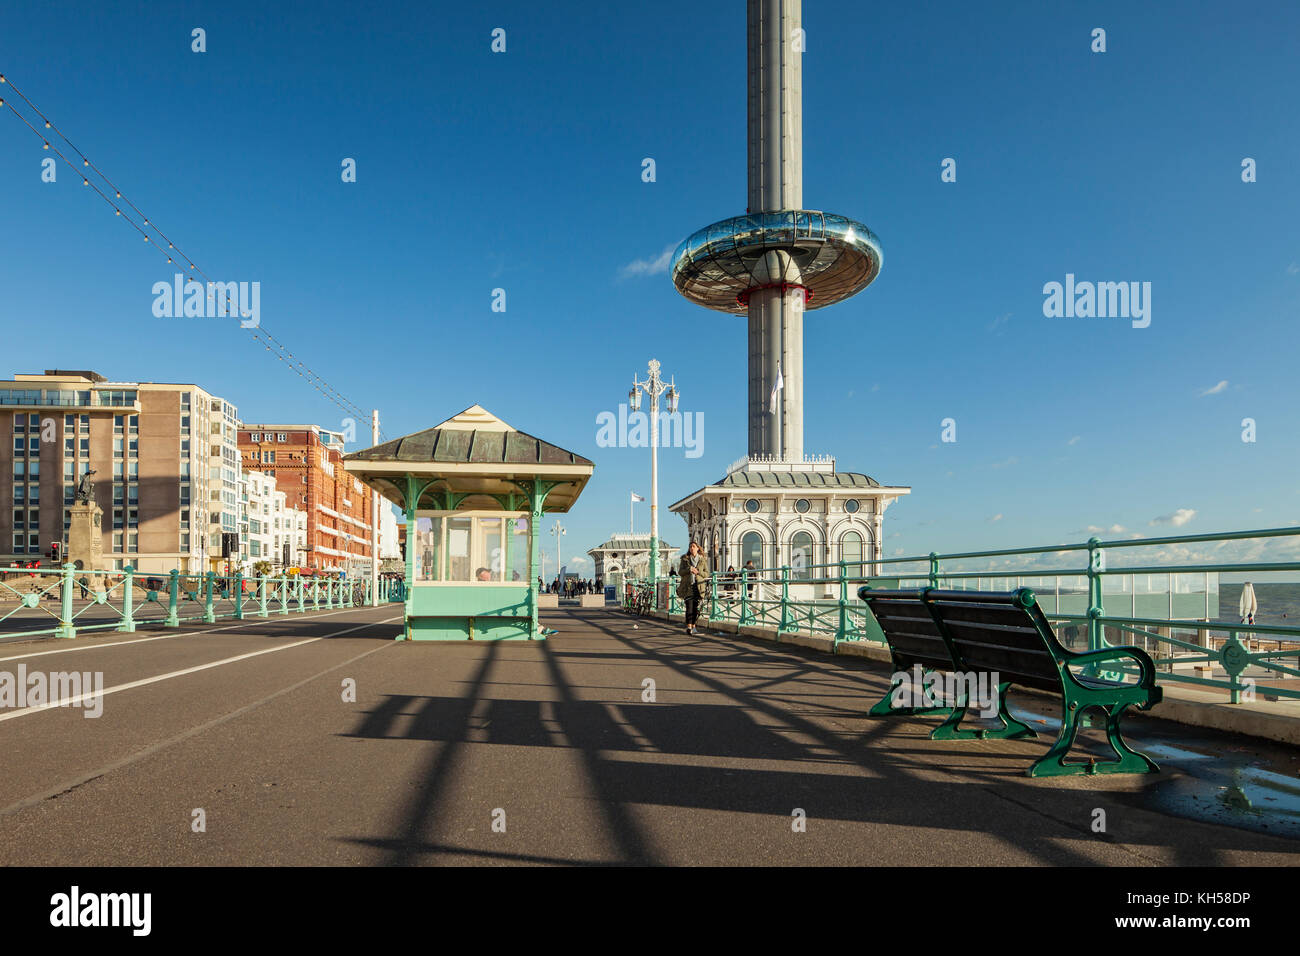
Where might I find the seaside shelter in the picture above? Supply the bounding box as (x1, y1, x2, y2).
(343, 405, 593, 640)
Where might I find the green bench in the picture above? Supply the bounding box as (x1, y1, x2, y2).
(858, 586, 1162, 777)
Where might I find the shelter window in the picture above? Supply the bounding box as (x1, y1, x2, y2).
(414, 511, 528, 584)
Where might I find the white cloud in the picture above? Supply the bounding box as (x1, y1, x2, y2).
(989, 513, 1003, 522)
(1199, 380, 1228, 397)
(618, 244, 675, 279)
(1288, 262, 1299, 275)
(1082, 524, 1125, 535)
(568, 555, 591, 567)
(989, 456, 1019, 469)
(1149, 508, 1196, 527)
(1067, 436, 1081, 446)
(988, 312, 1012, 334)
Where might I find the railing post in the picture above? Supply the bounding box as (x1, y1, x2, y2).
(928, 552, 940, 589)
(1086, 537, 1104, 654)
(234, 570, 244, 620)
(780, 565, 790, 632)
(258, 575, 269, 618)
(203, 571, 216, 623)
(740, 569, 749, 624)
(313, 579, 321, 611)
(709, 572, 718, 621)
(668, 576, 678, 615)
(296, 576, 305, 613)
(166, 569, 180, 627)
(836, 559, 848, 647)
(119, 565, 136, 632)
(280, 575, 290, 615)
(55, 562, 76, 639)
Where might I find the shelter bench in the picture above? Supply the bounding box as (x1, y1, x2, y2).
(857, 586, 1163, 777)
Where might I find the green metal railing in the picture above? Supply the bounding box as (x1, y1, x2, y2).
(0, 565, 357, 640)
(631, 526, 1300, 705)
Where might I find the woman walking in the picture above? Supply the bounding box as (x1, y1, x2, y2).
(677, 541, 710, 635)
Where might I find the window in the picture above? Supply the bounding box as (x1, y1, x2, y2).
(742, 531, 764, 570)
(790, 532, 814, 580)
(128, 415, 138, 432)
(12, 509, 23, 528)
(64, 438, 74, 457)
(27, 460, 38, 478)
(841, 531, 864, 578)
(12, 437, 22, 455)
(12, 460, 23, 477)
(745, 498, 760, 514)
(113, 484, 125, 504)
(277, 433, 287, 443)
(79, 438, 89, 455)
(63, 414, 74, 429)
(114, 415, 124, 433)
(28, 484, 39, 505)
(114, 438, 124, 458)
(79, 415, 89, 433)
(113, 509, 124, 530)
(250, 432, 261, 442)
(28, 534, 40, 555)
(845, 499, 860, 514)
(795, 498, 810, 514)
(264, 451, 275, 464)
(127, 483, 139, 505)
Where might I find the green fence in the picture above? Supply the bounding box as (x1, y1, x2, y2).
(0, 565, 359, 640)
(633, 526, 1300, 705)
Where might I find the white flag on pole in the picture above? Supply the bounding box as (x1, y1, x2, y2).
(631, 491, 645, 502)
(769, 362, 784, 415)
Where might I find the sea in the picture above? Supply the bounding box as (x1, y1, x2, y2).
(1216, 582, 1300, 627)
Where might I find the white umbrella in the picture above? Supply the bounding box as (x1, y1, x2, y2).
(1239, 582, 1258, 624)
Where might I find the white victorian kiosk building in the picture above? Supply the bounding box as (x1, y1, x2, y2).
(669, 454, 908, 596)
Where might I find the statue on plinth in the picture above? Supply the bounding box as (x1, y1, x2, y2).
(75, 469, 97, 504)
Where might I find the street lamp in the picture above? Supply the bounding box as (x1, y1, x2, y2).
(550, 520, 566, 589)
(629, 359, 678, 585)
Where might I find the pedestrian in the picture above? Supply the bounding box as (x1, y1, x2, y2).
(677, 540, 710, 636)
(743, 559, 756, 599)
(78, 575, 89, 599)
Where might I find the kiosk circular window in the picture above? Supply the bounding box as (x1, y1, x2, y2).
(794, 498, 810, 514)
(844, 499, 860, 514)
(745, 498, 760, 514)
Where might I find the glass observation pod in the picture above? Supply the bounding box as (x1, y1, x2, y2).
(670, 210, 883, 315)
(343, 404, 593, 641)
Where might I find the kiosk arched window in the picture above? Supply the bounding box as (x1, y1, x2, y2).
(741, 531, 763, 569)
(791, 531, 814, 580)
(841, 530, 864, 578)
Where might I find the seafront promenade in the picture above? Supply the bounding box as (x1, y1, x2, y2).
(0, 603, 1295, 866)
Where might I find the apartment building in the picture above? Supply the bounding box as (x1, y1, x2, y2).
(1, 370, 239, 573)
(240, 470, 306, 571)
(237, 425, 373, 572)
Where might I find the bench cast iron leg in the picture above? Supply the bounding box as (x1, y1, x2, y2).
(1027, 702, 1159, 777)
(868, 670, 950, 719)
(1096, 703, 1160, 774)
(931, 682, 1037, 741)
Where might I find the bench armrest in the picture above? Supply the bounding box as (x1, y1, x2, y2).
(1066, 645, 1157, 688)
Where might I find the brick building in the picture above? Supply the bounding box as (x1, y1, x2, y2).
(237, 424, 373, 573)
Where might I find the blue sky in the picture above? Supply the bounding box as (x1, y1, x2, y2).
(2, 0, 1297, 573)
